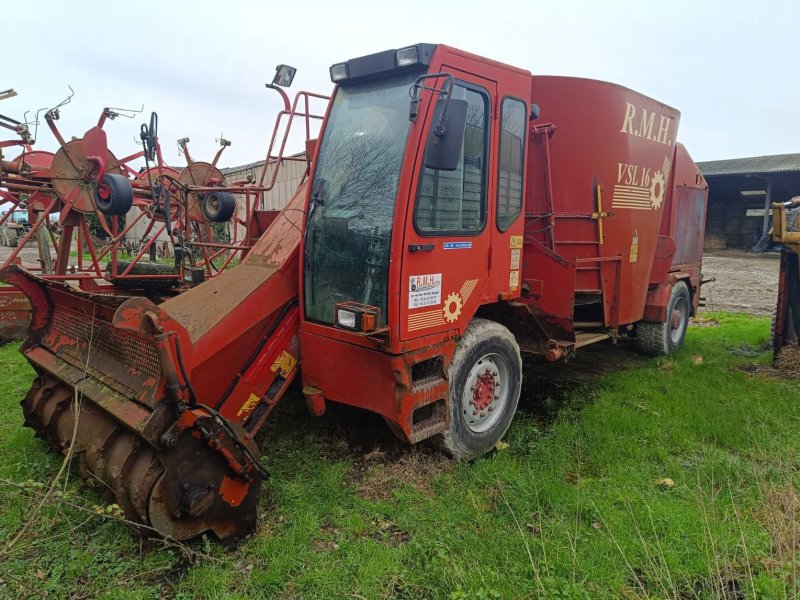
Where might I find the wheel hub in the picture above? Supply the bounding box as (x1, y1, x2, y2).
(669, 296, 688, 344)
(472, 370, 497, 411)
(670, 308, 682, 330)
(462, 354, 508, 433)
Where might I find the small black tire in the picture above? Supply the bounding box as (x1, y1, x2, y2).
(95, 173, 134, 216)
(202, 191, 236, 223)
(636, 281, 691, 355)
(438, 318, 522, 460)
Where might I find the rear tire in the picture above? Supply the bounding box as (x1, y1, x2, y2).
(2, 229, 18, 247)
(636, 281, 691, 355)
(438, 319, 522, 460)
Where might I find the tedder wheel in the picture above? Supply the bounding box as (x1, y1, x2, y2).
(94, 173, 134, 216)
(202, 191, 236, 223)
(438, 318, 522, 460)
(636, 281, 691, 355)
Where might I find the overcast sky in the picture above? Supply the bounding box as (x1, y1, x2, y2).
(3, 0, 798, 169)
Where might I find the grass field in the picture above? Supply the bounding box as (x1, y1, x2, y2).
(1, 313, 799, 599)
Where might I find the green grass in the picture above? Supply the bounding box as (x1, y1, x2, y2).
(1, 313, 799, 598)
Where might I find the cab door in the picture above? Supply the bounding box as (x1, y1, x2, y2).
(400, 69, 496, 342)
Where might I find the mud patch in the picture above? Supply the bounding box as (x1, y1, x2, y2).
(346, 446, 449, 501)
(312, 523, 341, 552)
(691, 315, 720, 328)
(518, 339, 646, 423)
(362, 517, 410, 546)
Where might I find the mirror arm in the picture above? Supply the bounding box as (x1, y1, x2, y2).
(266, 83, 292, 113)
(408, 72, 454, 128)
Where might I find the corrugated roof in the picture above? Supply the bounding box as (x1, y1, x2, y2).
(698, 153, 800, 177)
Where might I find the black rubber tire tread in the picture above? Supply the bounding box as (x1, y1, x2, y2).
(105, 260, 177, 290)
(2, 228, 18, 247)
(95, 173, 134, 216)
(636, 281, 690, 355)
(202, 191, 236, 223)
(438, 318, 522, 460)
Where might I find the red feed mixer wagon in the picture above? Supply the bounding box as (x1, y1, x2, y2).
(3, 43, 708, 541)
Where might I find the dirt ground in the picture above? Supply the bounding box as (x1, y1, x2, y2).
(701, 250, 779, 316)
(0, 243, 54, 268)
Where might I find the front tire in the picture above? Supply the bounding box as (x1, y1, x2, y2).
(439, 319, 522, 460)
(636, 281, 691, 355)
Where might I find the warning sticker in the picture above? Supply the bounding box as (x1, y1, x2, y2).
(509, 270, 520, 291)
(510, 235, 523, 249)
(510, 248, 521, 270)
(629, 229, 639, 263)
(409, 273, 442, 309)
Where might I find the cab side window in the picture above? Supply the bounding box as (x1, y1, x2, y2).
(497, 97, 526, 231)
(415, 85, 489, 235)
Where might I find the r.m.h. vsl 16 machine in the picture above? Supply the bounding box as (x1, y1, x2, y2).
(3, 43, 708, 540)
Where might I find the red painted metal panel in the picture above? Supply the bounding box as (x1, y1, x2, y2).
(526, 76, 682, 327)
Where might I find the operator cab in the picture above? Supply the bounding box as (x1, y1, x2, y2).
(302, 44, 532, 356)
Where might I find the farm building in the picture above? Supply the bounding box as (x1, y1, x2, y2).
(699, 153, 800, 251)
(124, 153, 307, 247)
(221, 152, 307, 243)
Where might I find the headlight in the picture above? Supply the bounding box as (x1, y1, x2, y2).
(329, 63, 349, 83)
(395, 46, 419, 67)
(336, 308, 357, 330)
(334, 302, 381, 333)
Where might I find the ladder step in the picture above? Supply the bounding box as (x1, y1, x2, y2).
(574, 331, 611, 348)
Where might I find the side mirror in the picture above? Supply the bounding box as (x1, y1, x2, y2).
(423, 98, 468, 171)
(530, 103, 541, 121)
(272, 64, 297, 88)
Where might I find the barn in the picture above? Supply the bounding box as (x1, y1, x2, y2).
(698, 153, 800, 251)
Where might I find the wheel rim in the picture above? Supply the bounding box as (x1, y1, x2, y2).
(207, 194, 220, 216)
(669, 296, 688, 345)
(461, 352, 509, 433)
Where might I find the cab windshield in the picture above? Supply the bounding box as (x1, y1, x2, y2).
(304, 71, 419, 326)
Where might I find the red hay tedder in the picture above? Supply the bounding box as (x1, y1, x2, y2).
(2, 44, 707, 541)
(0, 79, 329, 342)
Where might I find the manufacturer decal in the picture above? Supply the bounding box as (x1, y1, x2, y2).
(510, 248, 521, 270)
(0, 296, 29, 308)
(619, 102, 674, 146)
(409, 273, 442, 309)
(509, 235, 523, 249)
(443, 293, 463, 323)
(611, 156, 671, 211)
(408, 309, 445, 331)
(407, 278, 479, 331)
(443, 241, 472, 250)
